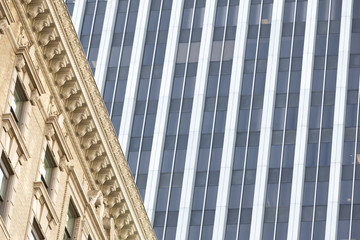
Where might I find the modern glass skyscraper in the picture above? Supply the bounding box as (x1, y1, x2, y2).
(66, 0, 360, 239)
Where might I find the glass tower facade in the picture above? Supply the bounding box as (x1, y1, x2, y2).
(67, 0, 360, 239)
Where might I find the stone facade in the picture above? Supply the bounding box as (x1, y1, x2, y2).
(0, 0, 155, 239)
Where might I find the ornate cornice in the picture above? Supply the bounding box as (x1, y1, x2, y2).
(13, 0, 155, 239)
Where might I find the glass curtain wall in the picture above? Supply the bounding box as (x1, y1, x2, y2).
(153, 0, 205, 239)
(80, 0, 107, 73)
(337, 0, 360, 239)
(299, 0, 341, 239)
(262, 0, 307, 239)
(189, 0, 239, 239)
(127, 0, 173, 200)
(102, 0, 140, 134)
(225, 0, 272, 239)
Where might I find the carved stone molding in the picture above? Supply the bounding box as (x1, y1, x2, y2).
(17, 27, 29, 47)
(2, 113, 30, 165)
(69, 168, 108, 239)
(33, 181, 59, 234)
(0, 0, 15, 25)
(16, 0, 156, 238)
(15, 48, 45, 95)
(45, 115, 72, 163)
(88, 190, 105, 225)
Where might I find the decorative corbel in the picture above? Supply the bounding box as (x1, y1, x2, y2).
(86, 146, 104, 162)
(54, 68, 74, 86)
(76, 122, 94, 137)
(44, 124, 55, 141)
(26, 1, 47, 19)
(95, 168, 113, 185)
(116, 213, 131, 230)
(59, 155, 68, 172)
(60, 81, 80, 100)
(81, 133, 100, 150)
(106, 191, 123, 208)
(70, 108, 89, 126)
(65, 95, 84, 112)
(15, 55, 26, 72)
(32, 13, 53, 33)
(30, 89, 39, 105)
(44, 41, 64, 60)
(101, 182, 117, 197)
(90, 157, 108, 173)
(38, 29, 58, 46)
(48, 96, 59, 117)
(88, 190, 105, 224)
(17, 27, 29, 48)
(16, 148, 25, 166)
(49, 53, 69, 73)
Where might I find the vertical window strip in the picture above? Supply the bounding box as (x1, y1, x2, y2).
(338, 1, 360, 239)
(132, 0, 173, 191)
(107, 0, 133, 133)
(310, 0, 336, 238)
(232, 1, 272, 239)
(187, 1, 239, 239)
(132, 0, 165, 184)
(300, 0, 339, 239)
(79, 0, 107, 73)
(348, 79, 360, 240)
(157, 1, 200, 239)
(263, 1, 305, 239)
(81, 0, 98, 56)
(198, 1, 234, 239)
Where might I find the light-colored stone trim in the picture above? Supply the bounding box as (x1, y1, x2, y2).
(11, 0, 155, 238)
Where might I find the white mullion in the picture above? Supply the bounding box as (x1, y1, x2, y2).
(287, 0, 318, 238)
(94, 0, 119, 91)
(144, 0, 184, 223)
(175, 0, 218, 239)
(249, 0, 284, 239)
(325, 0, 353, 239)
(119, 0, 151, 157)
(71, 0, 86, 35)
(212, 0, 250, 237)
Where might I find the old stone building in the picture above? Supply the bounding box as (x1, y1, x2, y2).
(0, 0, 155, 239)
